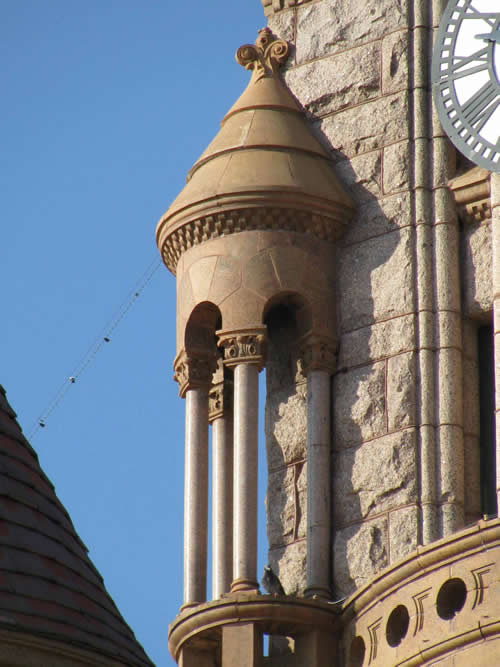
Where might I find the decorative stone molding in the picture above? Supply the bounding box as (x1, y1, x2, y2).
(236, 27, 289, 80)
(261, 0, 306, 16)
(174, 349, 217, 398)
(218, 328, 267, 370)
(449, 166, 491, 224)
(298, 333, 337, 375)
(160, 207, 344, 274)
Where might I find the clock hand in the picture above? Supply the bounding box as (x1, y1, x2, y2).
(476, 30, 500, 44)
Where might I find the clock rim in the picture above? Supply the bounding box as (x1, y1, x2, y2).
(432, 0, 500, 173)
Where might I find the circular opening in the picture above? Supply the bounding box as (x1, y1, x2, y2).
(436, 578, 467, 620)
(386, 604, 410, 647)
(349, 635, 365, 667)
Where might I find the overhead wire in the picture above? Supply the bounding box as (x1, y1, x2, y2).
(27, 256, 162, 439)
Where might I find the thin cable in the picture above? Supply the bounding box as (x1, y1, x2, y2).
(27, 257, 162, 439)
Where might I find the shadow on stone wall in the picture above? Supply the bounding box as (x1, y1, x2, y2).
(263, 148, 412, 599)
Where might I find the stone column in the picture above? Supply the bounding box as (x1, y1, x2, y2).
(174, 349, 217, 608)
(300, 334, 336, 600)
(209, 361, 234, 599)
(218, 328, 266, 594)
(491, 174, 500, 513)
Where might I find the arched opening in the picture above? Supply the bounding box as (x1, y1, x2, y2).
(185, 301, 222, 358)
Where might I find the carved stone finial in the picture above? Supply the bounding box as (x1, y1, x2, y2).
(298, 333, 337, 376)
(173, 349, 218, 398)
(218, 327, 267, 370)
(236, 28, 289, 81)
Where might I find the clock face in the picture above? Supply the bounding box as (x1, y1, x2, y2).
(432, 0, 500, 171)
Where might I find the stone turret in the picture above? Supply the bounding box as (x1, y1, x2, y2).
(158, 27, 354, 666)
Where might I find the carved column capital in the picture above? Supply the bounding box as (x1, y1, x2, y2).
(208, 359, 233, 423)
(174, 349, 218, 398)
(217, 327, 267, 371)
(298, 334, 337, 376)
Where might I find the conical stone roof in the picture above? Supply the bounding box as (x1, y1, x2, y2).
(157, 28, 354, 273)
(0, 385, 153, 666)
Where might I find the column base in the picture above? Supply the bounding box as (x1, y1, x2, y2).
(231, 577, 260, 594)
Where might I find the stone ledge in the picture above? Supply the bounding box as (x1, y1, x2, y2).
(169, 594, 341, 662)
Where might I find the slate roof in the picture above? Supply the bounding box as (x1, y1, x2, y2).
(0, 385, 154, 666)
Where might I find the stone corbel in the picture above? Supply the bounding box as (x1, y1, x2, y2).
(174, 349, 218, 398)
(217, 327, 267, 370)
(449, 166, 491, 224)
(298, 333, 337, 376)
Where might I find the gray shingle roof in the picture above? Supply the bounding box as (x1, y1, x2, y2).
(0, 385, 154, 666)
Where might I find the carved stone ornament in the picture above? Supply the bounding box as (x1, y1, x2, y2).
(173, 349, 217, 398)
(298, 334, 337, 376)
(218, 328, 267, 370)
(236, 27, 289, 81)
(161, 208, 343, 275)
(208, 374, 233, 423)
(448, 166, 491, 225)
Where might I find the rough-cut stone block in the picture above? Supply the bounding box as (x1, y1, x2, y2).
(462, 221, 493, 319)
(267, 462, 307, 548)
(319, 92, 410, 159)
(388, 505, 418, 564)
(284, 42, 380, 117)
(335, 151, 382, 204)
(333, 517, 388, 595)
(338, 227, 415, 332)
(333, 362, 386, 448)
(387, 352, 416, 430)
(383, 141, 410, 194)
(333, 429, 417, 524)
(338, 314, 416, 369)
(266, 383, 307, 468)
(267, 8, 296, 46)
(269, 540, 307, 596)
(382, 31, 409, 94)
(296, 0, 408, 64)
(349, 193, 411, 248)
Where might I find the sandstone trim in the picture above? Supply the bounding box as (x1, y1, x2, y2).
(159, 207, 344, 274)
(449, 166, 492, 224)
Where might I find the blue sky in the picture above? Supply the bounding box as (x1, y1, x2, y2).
(2, 2, 268, 664)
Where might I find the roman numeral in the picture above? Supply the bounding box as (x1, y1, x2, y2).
(445, 46, 490, 80)
(461, 80, 500, 131)
(465, 6, 497, 27)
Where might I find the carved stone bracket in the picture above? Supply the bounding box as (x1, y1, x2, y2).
(174, 349, 218, 398)
(236, 28, 289, 81)
(298, 333, 337, 376)
(449, 166, 491, 224)
(218, 328, 267, 370)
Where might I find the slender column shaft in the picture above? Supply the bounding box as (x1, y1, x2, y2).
(232, 363, 259, 591)
(305, 369, 331, 599)
(212, 414, 234, 599)
(183, 387, 209, 607)
(491, 174, 500, 513)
